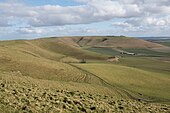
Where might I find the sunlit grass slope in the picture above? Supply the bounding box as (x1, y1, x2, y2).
(0, 39, 106, 84)
(117, 57, 170, 75)
(30, 38, 106, 60)
(74, 63, 170, 101)
(1, 72, 169, 113)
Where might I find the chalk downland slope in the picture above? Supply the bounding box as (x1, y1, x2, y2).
(60, 36, 169, 49)
(0, 36, 170, 112)
(29, 38, 106, 60)
(0, 40, 106, 84)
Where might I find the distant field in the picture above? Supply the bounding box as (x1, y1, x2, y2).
(156, 42, 170, 47)
(117, 57, 170, 75)
(122, 48, 170, 57)
(86, 47, 120, 56)
(86, 47, 170, 58)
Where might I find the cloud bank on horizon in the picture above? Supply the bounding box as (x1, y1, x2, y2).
(0, 0, 170, 39)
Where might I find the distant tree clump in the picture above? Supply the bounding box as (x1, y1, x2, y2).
(80, 59, 86, 63)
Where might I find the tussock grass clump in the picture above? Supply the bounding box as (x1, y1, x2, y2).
(0, 76, 170, 113)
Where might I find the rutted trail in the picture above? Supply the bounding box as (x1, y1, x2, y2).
(68, 63, 131, 99)
(69, 63, 170, 103)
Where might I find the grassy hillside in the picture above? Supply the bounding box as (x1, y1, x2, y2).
(117, 57, 170, 75)
(0, 41, 107, 85)
(0, 36, 170, 112)
(74, 63, 170, 101)
(30, 38, 106, 60)
(60, 36, 168, 49)
(1, 72, 169, 113)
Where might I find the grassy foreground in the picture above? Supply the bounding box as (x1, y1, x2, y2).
(0, 73, 170, 113)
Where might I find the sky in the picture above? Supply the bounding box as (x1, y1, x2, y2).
(0, 0, 170, 40)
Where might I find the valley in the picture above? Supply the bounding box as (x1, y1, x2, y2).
(0, 36, 170, 112)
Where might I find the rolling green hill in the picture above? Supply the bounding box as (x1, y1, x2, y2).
(0, 36, 170, 112)
(59, 36, 169, 49)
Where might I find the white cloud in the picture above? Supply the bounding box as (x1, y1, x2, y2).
(17, 27, 44, 34)
(0, 1, 142, 27)
(112, 22, 132, 27)
(112, 15, 170, 35)
(128, 16, 170, 27)
(0, 0, 170, 38)
(1, 0, 170, 27)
